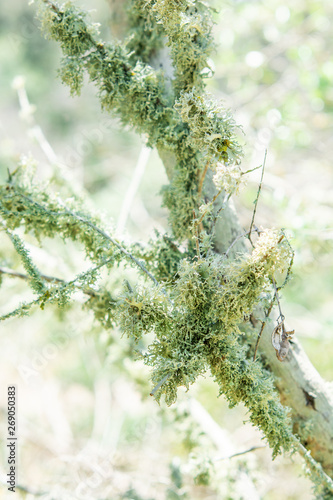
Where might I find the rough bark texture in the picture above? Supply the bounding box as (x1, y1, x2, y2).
(260, 325, 333, 477)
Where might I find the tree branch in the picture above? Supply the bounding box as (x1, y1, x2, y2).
(35, 0, 333, 481)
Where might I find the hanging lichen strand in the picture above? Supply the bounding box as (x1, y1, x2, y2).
(0, 0, 299, 459)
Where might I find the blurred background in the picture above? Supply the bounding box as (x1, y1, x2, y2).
(0, 0, 332, 498)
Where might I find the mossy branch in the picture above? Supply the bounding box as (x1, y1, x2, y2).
(147, 0, 215, 95)
(0, 176, 162, 287)
(1, 0, 329, 488)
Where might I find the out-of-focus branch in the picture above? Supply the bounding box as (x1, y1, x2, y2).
(116, 142, 151, 236)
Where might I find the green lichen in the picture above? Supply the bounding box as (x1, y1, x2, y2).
(175, 91, 243, 165)
(3, 0, 328, 479)
(124, 0, 165, 64)
(117, 232, 294, 456)
(5, 230, 46, 295)
(37, 1, 243, 241)
(147, 0, 215, 94)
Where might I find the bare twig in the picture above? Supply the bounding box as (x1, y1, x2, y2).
(241, 164, 263, 176)
(13, 76, 57, 165)
(271, 276, 284, 323)
(253, 300, 274, 361)
(224, 227, 260, 259)
(248, 150, 267, 246)
(198, 160, 210, 199)
(150, 373, 171, 396)
(0, 265, 63, 284)
(214, 445, 266, 461)
(0, 266, 98, 297)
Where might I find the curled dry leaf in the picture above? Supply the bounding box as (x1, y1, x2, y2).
(271, 323, 295, 362)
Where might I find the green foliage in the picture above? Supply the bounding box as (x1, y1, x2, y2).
(38, 1, 100, 57)
(38, 0, 176, 147)
(161, 145, 201, 240)
(0, 164, 162, 319)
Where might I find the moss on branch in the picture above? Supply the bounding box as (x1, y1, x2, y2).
(3, 0, 323, 471)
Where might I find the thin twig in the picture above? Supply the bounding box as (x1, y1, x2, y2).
(211, 191, 231, 227)
(0, 265, 63, 284)
(150, 373, 171, 396)
(64, 207, 162, 289)
(271, 276, 284, 323)
(224, 227, 260, 259)
(0, 257, 115, 322)
(241, 164, 263, 176)
(198, 160, 210, 199)
(296, 440, 333, 493)
(253, 300, 274, 361)
(248, 149, 267, 246)
(0, 297, 41, 322)
(13, 189, 163, 292)
(253, 274, 289, 361)
(0, 266, 97, 297)
(207, 192, 232, 243)
(280, 231, 295, 287)
(197, 189, 223, 226)
(214, 445, 266, 461)
(43, 0, 59, 12)
(12, 76, 83, 197)
(253, 232, 294, 360)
